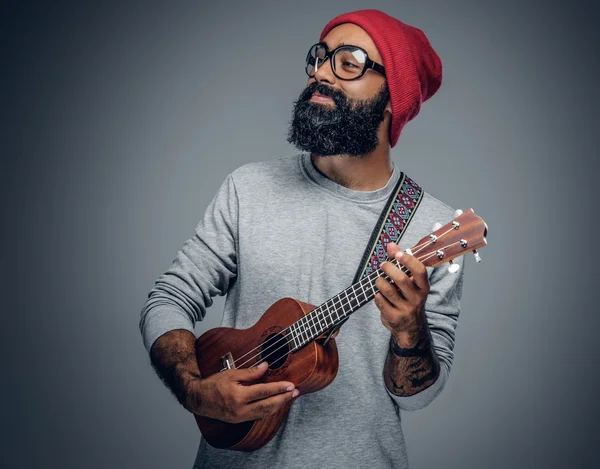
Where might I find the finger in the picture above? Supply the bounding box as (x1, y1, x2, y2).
(393, 250, 429, 291)
(243, 381, 296, 403)
(379, 261, 419, 304)
(375, 274, 416, 309)
(374, 292, 409, 329)
(232, 362, 269, 383)
(243, 388, 300, 421)
(385, 242, 402, 260)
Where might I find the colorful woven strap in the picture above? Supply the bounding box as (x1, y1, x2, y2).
(352, 173, 424, 283)
(320, 173, 423, 343)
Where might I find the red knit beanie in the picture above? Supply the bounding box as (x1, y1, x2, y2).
(319, 9, 442, 148)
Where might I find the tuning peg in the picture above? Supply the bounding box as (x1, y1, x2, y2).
(454, 209, 463, 217)
(473, 250, 482, 263)
(448, 260, 461, 273)
(432, 222, 442, 231)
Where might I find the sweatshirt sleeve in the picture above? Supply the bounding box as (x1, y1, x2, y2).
(139, 173, 239, 353)
(385, 253, 465, 411)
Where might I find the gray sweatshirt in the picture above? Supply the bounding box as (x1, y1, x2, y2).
(139, 152, 465, 469)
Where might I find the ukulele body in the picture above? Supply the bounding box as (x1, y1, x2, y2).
(194, 297, 339, 451)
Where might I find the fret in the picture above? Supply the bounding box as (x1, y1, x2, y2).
(308, 308, 320, 338)
(318, 304, 328, 332)
(336, 295, 347, 320)
(332, 295, 343, 315)
(328, 299, 339, 323)
(342, 288, 353, 313)
(305, 310, 318, 339)
(349, 285, 359, 309)
(295, 318, 305, 346)
(368, 276, 376, 297)
(300, 321, 306, 346)
(295, 322, 301, 349)
(318, 304, 329, 332)
(320, 301, 329, 330)
(366, 274, 376, 294)
(316, 307, 325, 334)
(350, 284, 361, 305)
(357, 278, 366, 298)
(317, 308, 327, 335)
(323, 300, 336, 326)
(359, 278, 370, 302)
(304, 316, 311, 341)
(325, 298, 334, 327)
(310, 309, 320, 338)
(300, 318, 309, 344)
(289, 323, 298, 350)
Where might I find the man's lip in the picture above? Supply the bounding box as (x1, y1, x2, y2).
(310, 91, 334, 103)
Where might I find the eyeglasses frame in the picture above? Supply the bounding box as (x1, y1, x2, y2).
(305, 42, 386, 81)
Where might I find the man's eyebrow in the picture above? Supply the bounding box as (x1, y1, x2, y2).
(323, 41, 347, 49)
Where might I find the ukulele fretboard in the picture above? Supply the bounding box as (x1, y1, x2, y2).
(287, 258, 410, 350)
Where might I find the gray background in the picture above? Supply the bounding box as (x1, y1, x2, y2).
(4, 0, 599, 468)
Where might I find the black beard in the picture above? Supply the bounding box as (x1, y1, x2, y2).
(287, 81, 390, 157)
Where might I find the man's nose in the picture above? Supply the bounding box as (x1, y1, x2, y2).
(313, 56, 336, 85)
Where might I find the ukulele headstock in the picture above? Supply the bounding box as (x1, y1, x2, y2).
(411, 209, 488, 269)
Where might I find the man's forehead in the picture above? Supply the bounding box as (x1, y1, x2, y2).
(321, 23, 382, 63)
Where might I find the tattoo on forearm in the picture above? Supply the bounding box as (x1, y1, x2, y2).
(384, 333, 440, 396)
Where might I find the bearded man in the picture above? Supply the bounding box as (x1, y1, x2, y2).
(140, 9, 464, 469)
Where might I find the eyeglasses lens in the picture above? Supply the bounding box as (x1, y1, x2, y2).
(305, 44, 327, 77)
(333, 47, 366, 79)
(305, 44, 367, 80)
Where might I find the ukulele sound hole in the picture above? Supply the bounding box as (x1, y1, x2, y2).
(260, 333, 290, 369)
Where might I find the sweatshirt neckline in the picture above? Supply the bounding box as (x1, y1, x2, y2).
(299, 152, 401, 203)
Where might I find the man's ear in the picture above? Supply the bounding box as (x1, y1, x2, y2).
(385, 101, 392, 116)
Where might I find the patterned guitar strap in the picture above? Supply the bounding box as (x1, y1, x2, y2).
(322, 172, 424, 344)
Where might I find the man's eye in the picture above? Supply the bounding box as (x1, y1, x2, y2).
(342, 61, 359, 68)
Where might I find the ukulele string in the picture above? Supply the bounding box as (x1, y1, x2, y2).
(221, 241, 457, 371)
(225, 230, 460, 372)
(224, 228, 456, 371)
(243, 251, 446, 370)
(224, 227, 460, 371)
(218, 258, 415, 373)
(230, 249, 448, 371)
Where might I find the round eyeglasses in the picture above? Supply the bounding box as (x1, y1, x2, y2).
(305, 42, 386, 81)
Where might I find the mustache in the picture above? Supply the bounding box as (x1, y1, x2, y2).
(299, 82, 347, 106)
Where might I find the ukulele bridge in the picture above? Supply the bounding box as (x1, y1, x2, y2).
(221, 352, 235, 371)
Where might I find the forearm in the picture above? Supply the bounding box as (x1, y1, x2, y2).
(149, 329, 202, 411)
(383, 325, 440, 397)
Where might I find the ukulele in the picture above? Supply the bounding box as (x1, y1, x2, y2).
(194, 208, 488, 451)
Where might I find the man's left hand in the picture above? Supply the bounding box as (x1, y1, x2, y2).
(374, 242, 430, 348)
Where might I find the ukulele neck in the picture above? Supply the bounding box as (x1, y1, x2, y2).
(287, 258, 409, 351)
(287, 208, 488, 351)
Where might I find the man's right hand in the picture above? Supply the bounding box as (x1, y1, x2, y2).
(186, 361, 300, 423)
